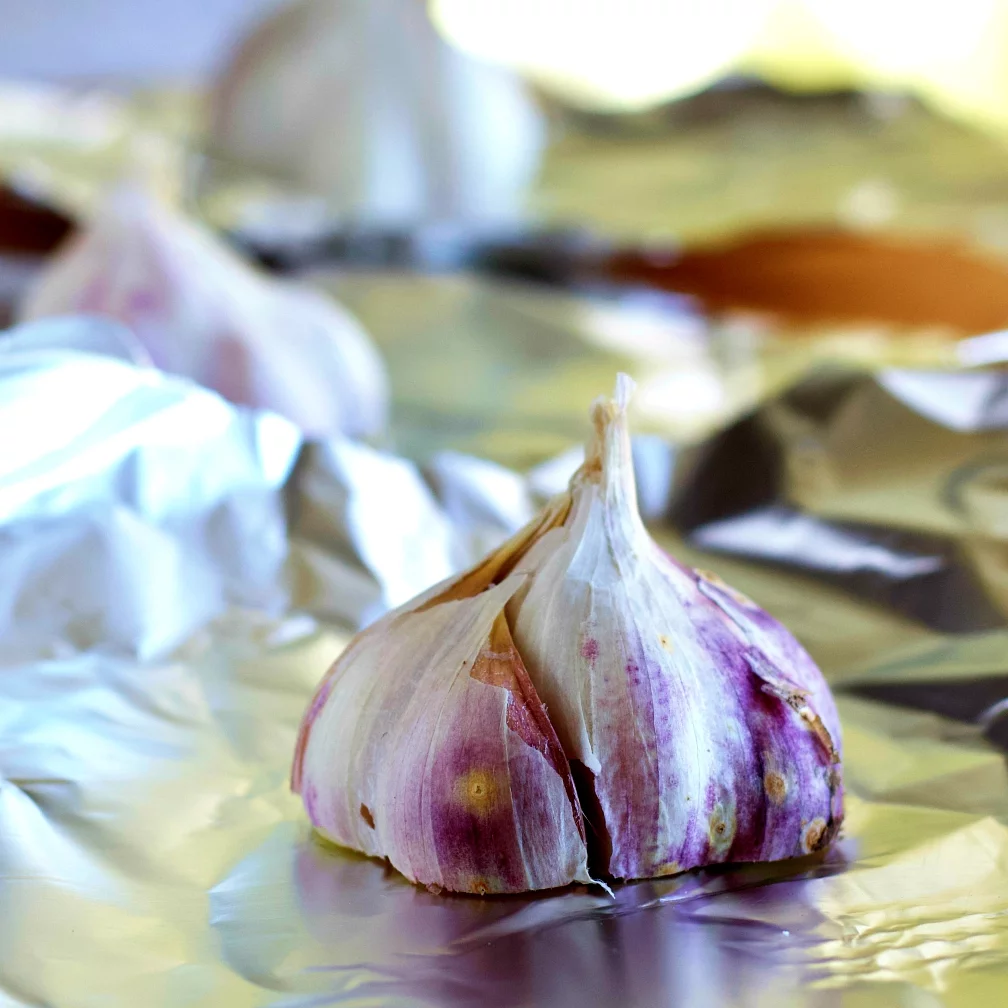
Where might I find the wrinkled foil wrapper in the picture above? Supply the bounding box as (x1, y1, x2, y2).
(2, 290, 1007, 1008)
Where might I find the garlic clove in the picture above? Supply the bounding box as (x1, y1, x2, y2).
(506, 374, 842, 879)
(293, 576, 590, 894)
(20, 186, 388, 439)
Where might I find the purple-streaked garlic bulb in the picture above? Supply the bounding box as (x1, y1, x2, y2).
(19, 187, 388, 439)
(293, 375, 842, 893)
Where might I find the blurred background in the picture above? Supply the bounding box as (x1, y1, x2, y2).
(0, 1, 284, 79)
(5, 0, 1008, 464)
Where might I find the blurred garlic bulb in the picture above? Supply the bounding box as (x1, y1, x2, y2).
(293, 375, 842, 894)
(19, 186, 388, 438)
(210, 0, 544, 225)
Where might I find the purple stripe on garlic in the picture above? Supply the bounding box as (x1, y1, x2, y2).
(293, 374, 843, 893)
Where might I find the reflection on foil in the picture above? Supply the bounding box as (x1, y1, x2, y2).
(3, 310, 1008, 1005)
(210, 819, 845, 1007)
(693, 506, 945, 578)
(672, 367, 1008, 633)
(288, 438, 461, 629)
(879, 369, 1008, 432)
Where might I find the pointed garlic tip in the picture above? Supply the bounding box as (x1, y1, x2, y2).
(613, 371, 636, 409)
(582, 372, 640, 522)
(295, 372, 843, 894)
(588, 372, 635, 440)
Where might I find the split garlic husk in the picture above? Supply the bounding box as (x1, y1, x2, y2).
(20, 186, 388, 439)
(293, 375, 843, 893)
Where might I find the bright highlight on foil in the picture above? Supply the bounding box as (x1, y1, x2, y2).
(429, 0, 773, 111)
(431, 0, 1008, 133)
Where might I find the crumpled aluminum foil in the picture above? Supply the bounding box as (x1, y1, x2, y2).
(2, 294, 1008, 1008)
(0, 316, 529, 654)
(0, 317, 300, 662)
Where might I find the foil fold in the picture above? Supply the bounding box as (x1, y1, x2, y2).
(1, 310, 1008, 1006)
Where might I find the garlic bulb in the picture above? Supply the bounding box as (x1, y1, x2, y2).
(210, 0, 545, 225)
(20, 187, 388, 439)
(293, 375, 842, 893)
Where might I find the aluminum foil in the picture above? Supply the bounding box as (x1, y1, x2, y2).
(0, 318, 300, 663)
(2, 293, 1008, 1008)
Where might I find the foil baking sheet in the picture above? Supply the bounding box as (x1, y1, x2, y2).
(1, 291, 1007, 1008)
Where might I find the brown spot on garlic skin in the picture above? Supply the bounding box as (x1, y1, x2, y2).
(799, 707, 841, 764)
(707, 804, 737, 854)
(752, 657, 840, 766)
(454, 876, 497, 895)
(764, 771, 788, 806)
(359, 803, 375, 829)
(658, 634, 673, 652)
(801, 817, 828, 853)
(767, 681, 840, 765)
(455, 769, 498, 816)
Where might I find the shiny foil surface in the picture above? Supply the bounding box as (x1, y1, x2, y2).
(4, 79, 1008, 1008)
(2, 290, 1007, 1008)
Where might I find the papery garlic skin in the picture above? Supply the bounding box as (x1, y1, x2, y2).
(293, 375, 842, 893)
(294, 576, 590, 893)
(20, 187, 388, 439)
(507, 376, 841, 879)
